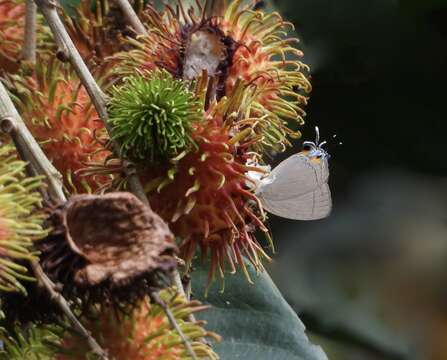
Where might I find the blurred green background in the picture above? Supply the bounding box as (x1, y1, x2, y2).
(267, 0, 447, 359)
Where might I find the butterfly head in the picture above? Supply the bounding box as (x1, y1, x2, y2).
(300, 126, 330, 163)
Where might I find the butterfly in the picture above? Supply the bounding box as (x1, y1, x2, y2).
(253, 127, 332, 220)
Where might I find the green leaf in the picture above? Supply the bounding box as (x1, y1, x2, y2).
(191, 262, 328, 360)
(59, 0, 81, 17)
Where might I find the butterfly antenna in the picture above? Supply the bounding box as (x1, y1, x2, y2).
(315, 126, 320, 145)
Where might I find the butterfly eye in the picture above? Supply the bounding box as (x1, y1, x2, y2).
(303, 144, 312, 151)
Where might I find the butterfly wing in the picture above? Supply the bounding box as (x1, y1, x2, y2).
(257, 154, 328, 201)
(257, 153, 332, 220)
(260, 183, 332, 220)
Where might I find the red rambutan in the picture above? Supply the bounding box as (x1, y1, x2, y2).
(139, 94, 270, 283)
(110, 4, 185, 79)
(0, 0, 53, 72)
(221, 0, 312, 122)
(6, 59, 112, 194)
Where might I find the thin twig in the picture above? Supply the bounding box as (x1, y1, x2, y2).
(150, 290, 199, 360)
(31, 262, 109, 359)
(114, 0, 147, 36)
(22, 0, 37, 63)
(0, 80, 109, 360)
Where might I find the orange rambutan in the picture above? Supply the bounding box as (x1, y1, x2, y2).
(58, 289, 219, 359)
(221, 0, 311, 117)
(6, 59, 111, 194)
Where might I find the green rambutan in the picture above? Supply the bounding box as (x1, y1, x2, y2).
(0, 146, 47, 294)
(58, 288, 220, 360)
(108, 69, 203, 163)
(0, 323, 62, 359)
(6, 59, 112, 194)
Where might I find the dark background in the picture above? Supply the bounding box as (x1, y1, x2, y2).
(267, 1, 447, 359)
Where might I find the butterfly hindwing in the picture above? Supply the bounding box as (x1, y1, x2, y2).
(260, 183, 332, 220)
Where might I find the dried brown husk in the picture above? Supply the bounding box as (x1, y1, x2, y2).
(37, 192, 177, 308)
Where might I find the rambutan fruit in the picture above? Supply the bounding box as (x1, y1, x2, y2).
(110, 0, 311, 152)
(108, 69, 203, 163)
(0, 322, 62, 358)
(36, 192, 177, 307)
(110, 2, 235, 90)
(137, 98, 270, 283)
(221, 0, 312, 128)
(6, 59, 112, 194)
(58, 288, 220, 360)
(0, 146, 47, 294)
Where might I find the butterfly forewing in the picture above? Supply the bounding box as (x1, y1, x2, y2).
(258, 154, 328, 201)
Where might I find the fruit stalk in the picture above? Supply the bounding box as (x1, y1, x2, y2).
(22, 0, 37, 63)
(150, 290, 200, 360)
(114, 0, 147, 36)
